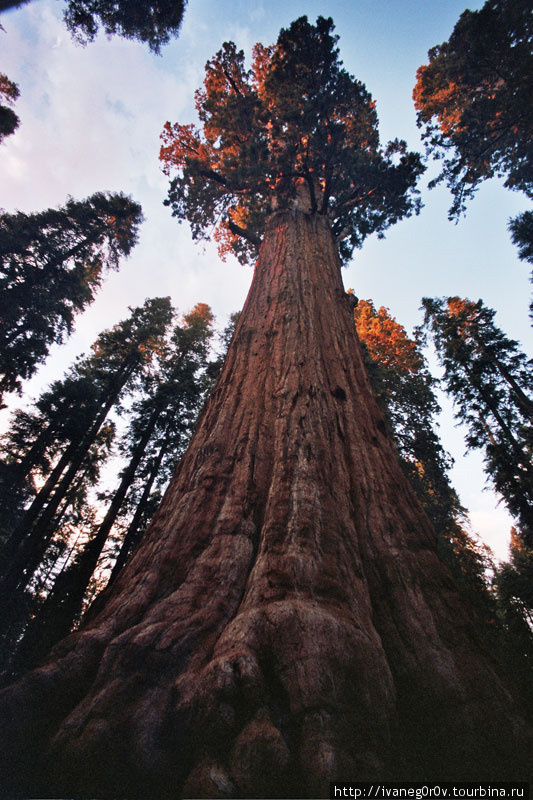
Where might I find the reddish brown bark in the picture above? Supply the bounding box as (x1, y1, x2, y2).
(0, 208, 531, 798)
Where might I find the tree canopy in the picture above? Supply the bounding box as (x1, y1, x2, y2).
(0, 73, 19, 144)
(413, 0, 533, 219)
(0, 191, 143, 402)
(161, 15, 424, 265)
(63, 0, 187, 53)
(0, 0, 187, 53)
(421, 296, 533, 545)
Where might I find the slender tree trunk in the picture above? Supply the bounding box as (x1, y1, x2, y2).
(492, 356, 533, 419)
(0, 360, 133, 610)
(474, 377, 533, 476)
(0, 209, 531, 798)
(1, 422, 57, 502)
(0, 443, 76, 572)
(108, 430, 171, 584)
(15, 407, 165, 666)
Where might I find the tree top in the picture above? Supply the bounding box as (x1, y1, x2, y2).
(414, 0, 533, 218)
(161, 16, 424, 266)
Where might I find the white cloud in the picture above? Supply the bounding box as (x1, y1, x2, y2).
(0, 0, 253, 389)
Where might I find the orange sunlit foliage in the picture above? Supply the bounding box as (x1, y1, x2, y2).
(445, 296, 479, 331)
(413, 72, 466, 137)
(160, 17, 423, 266)
(354, 299, 422, 375)
(160, 123, 215, 174)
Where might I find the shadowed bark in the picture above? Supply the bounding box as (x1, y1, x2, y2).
(0, 208, 531, 798)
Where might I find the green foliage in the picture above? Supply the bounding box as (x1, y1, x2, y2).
(64, 0, 186, 52)
(414, 0, 533, 219)
(0, 192, 143, 402)
(0, 297, 173, 647)
(496, 529, 533, 622)
(493, 530, 533, 689)
(161, 16, 424, 266)
(0, 73, 19, 144)
(0, 0, 187, 53)
(0, 298, 222, 676)
(421, 296, 533, 546)
(509, 210, 533, 266)
(509, 210, 533, 320)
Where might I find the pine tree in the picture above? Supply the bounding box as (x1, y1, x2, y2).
(354, 299, 460, 530)
(0, 191, 143, 402)
(1, 18, 531, 798)
(413, 0, 533, 312)
(106, 303, 228, 582)
(0, 422, 115, 678)
(421, 296, 533, 545)
(0, 297, 173, 645)
(509, 210, 533, 321)
(413, 0, 533, 219)
(495, 528, 533, 621)
(13, 303, 215, 670)
(493, 529, 533, 693)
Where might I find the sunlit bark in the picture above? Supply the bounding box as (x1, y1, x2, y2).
(0, 208, 531, 798)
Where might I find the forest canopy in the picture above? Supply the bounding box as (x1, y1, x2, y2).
(414, 0, 533, 219)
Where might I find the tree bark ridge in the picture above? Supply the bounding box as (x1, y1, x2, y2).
(0, 209, 531, 798)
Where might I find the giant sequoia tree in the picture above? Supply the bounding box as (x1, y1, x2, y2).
(0, 17, 531, 798)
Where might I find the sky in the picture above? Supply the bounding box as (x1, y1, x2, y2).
(1, 0, 531, 560)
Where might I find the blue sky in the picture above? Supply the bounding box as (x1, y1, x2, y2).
(1, 0, 531, 559)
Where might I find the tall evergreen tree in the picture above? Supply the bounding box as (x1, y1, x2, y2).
(413, 0, 533, 312)
(0, 191, 143, 402)
(354, 298, 493, 606)
(495, 529, 533, 623)
(421, 296, 533, 544)
(509, 210, 533, 321)
(354, 299, 461, 532)
(0, 422, 115, 678)
(14, 303, 216, 670)
(493, 529, 533, 691)
(106, 302, 227, 582)
(0, 297, 173, 643)
(1, 19, 531, 798)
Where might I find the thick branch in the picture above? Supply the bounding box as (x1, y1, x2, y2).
(226, 220, 261, 249)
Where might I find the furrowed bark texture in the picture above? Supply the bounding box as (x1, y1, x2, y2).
(0, 209, 531, 798)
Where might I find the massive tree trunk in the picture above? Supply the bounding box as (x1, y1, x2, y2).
(0, 208, 531, 798)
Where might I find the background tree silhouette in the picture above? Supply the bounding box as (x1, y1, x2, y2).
(0, 0, 187, 53)
(0, 192, 143, 403)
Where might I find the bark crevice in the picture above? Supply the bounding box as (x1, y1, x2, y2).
(0, 209, 531, 798)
